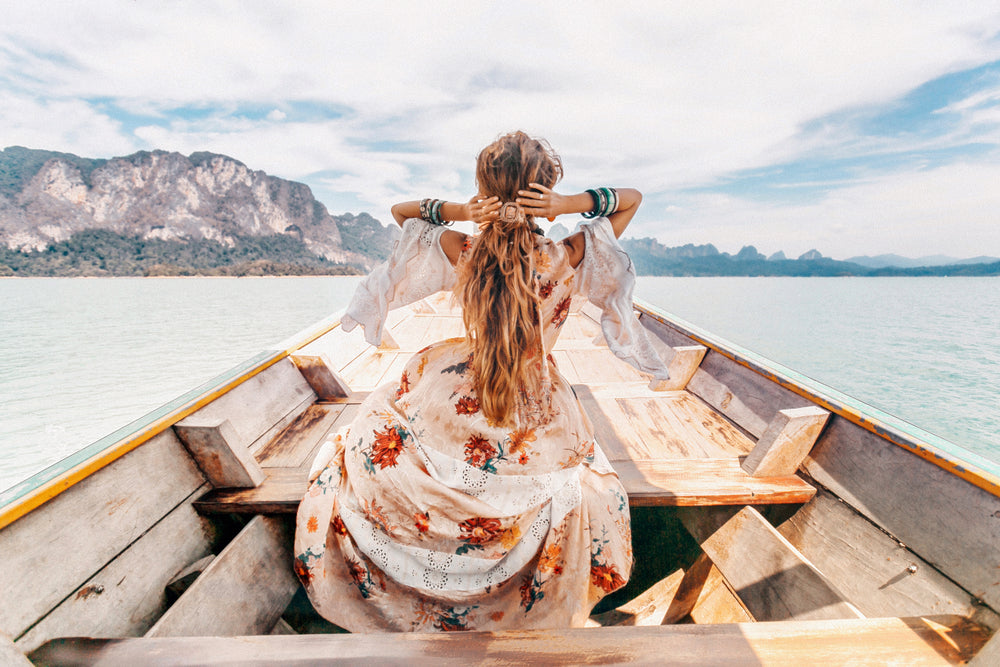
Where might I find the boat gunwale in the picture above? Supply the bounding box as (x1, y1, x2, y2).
(0, 311, 346, 530)
(635, 297, 1000, 499)
(3, 294, 998, 531)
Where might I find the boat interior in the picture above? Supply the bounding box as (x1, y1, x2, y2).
(3, 292, 998, 665)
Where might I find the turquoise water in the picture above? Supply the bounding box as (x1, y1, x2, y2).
(1, 276, 997, 492)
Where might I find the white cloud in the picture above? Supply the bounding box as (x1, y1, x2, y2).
(639, 156, 1000, 259)
(3, 1, 1000, 256)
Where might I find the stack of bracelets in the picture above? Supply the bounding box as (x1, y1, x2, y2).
(419, 198, 452, 226)
(582, 187, 618, 219)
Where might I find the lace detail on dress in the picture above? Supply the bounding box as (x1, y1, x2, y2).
(341, 218, 456, 346)
(575, 218, 670, 381)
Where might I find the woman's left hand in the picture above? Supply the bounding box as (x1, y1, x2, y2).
(516, 183, 567, 220)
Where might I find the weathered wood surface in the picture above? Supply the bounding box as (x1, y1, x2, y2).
(969, 630, 1000, 666)
(145, 516, 297, 638)
(662, 553, 716, 624)
(254, 403, 347, 469)
(802, 415, 1000, 612)
(0, 635, 31, 666)
(174, 418, 265, 488)
(290, 353, 349, 400)
(777, 487, 988, 621)
(686, 562, 756, 625)
(591, 568, 686, 626)
(616, 459, 815, 507)
(573, 384, 754, 461)
(0, 430, 206, 640)
(29, 616, 989, 666)
(651, 345, 708, 391)
(15, 490, 216, 653)
(686, 350, 815, 439)
(680, 506, 863, 621)
(175, 358, 316, 456)
(196, 456, 816, 515)
(742, 406, 830, 477)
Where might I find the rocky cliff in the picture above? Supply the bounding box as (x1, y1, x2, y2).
(0, 147, 397, 269)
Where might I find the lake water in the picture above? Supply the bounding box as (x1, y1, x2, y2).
(1, 276, 998, 493)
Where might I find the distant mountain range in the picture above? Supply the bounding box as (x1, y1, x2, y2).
(548, 224, 1000, 277)
(844, 253, 1000, 269)
(2, 146, 997, 277)
(0, 146, 398, 276)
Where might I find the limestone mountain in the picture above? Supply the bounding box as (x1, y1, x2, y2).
(0, 146, 398, 270)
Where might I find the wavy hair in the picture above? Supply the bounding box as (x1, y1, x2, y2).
(456, 131, 563, 426)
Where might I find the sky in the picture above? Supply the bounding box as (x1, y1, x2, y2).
(3, 1, 1000, 260)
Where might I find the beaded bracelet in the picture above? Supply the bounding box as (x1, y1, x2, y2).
(582, 187, 619, 219)
(419, 198, 452, 226)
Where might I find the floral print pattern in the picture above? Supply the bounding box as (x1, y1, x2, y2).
(294, 232, 632, 633)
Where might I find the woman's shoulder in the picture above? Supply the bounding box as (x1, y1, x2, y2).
(534, 235, 574, 276)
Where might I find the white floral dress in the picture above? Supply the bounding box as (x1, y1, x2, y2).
(293, 217, 669, 632)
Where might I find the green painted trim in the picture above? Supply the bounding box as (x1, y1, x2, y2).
(634, 297, 1000, 493)
(0, 350, 275, 509)
(0, 308, 346, 514)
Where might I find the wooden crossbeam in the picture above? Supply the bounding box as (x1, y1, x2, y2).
(743, 406, 830, 477)
(145, 516, 298, 638)
(679, 506, 862, 622)
(194, 458, 815, 515)
(29, 616, 990, 666)
(290, 354, 350, 401)
(174, 418, 265, 488)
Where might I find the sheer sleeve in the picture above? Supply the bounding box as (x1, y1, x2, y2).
(341, 218, 456, 346)
(574, 218, 670, 382)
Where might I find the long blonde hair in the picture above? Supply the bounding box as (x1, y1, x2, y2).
(456, 131, 563, 426)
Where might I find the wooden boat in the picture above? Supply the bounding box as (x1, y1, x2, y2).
(2, 292, 998, 665)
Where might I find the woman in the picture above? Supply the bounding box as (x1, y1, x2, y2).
(294, 131, 669, 632)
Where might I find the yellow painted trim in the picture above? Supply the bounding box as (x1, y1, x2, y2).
(0, 315, 345, 531)
(635, 301, 1000, 499)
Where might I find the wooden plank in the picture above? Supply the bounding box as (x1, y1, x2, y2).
(550, 351, 580, 383)
(591, 568, 686, 626)
(686, 350, 814, 439)
(778, 488, 991, 620)
(14, 488, 216, 653)
(620, 459, 815, 507)
(638, 310, 703, 349)
(743, 406, 830, 476)
(680, 506, 863, 621)
(338, 349, 402, 391)
(970, 630, 1000, 666)
(194, 469, 306, 515)
(196, 458, 815, 515)
(649, 345, 707, 392)
(290, 354, 350, 400)
(174, 418, 265, 488)
(29, 616, 990, 666)
(255, 403, 346, 469)
(0, 636, 31, 666)
(662, 553, 716, 624)
(295, 327, 371, 374)
(802, 415, 1000, 612)
(176, 359, 316, 457)
(687, 563, 756, 625)
(381, 314, 433, 350)
(565, 348, 650, 384)
(0, 430, 206, 639)
(146, 516, 298, 638)
(615, 396, 731, 459)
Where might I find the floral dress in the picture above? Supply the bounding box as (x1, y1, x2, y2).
(294, 217, 669, 632)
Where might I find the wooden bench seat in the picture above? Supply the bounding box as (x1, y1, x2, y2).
(192, 458, 815, 515)
(28, 615, 990, 666)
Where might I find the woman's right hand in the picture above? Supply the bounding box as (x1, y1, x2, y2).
(466, 195, 500, 225)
